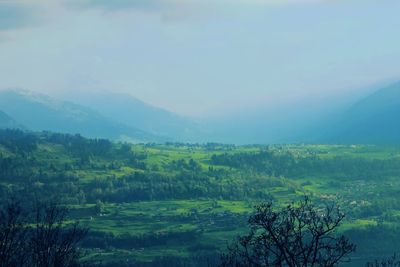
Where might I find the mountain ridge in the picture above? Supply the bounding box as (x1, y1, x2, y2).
(59, 90, 204, 142)
(0, 89, 162, 142)
(326, 81, 400, 144)
(0, 110, 20, 129)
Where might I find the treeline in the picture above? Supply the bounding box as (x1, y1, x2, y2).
(0, 129, 37, 154)
(3, 129, 400, 206)
(1, 168, 278, 204)
(211, 150, 400, 179)
(0, 130, 280, 203)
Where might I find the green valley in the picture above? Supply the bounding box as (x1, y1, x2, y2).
(1, 129, 400, 266)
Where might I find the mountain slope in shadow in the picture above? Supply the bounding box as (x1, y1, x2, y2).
(326, 82, 400, 144)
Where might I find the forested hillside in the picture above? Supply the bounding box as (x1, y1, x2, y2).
(2, 129, 400, 266)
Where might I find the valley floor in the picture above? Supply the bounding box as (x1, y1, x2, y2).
(2, 130, 400, 266)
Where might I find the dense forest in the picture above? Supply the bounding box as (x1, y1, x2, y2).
(1, 129, 400, 266)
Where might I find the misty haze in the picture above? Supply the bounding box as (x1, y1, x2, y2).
(1, 1, 400, 266)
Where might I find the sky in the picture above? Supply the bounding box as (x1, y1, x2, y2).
(0, 0, 400, 117)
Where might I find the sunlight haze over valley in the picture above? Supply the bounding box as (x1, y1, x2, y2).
(1, 1, 400, 266)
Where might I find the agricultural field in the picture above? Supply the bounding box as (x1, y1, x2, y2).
(2, 129, 400, 266)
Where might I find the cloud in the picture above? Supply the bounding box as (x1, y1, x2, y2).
(65, 0, 212, 23)
(221, 0, 330, 4)
(177, 0, 330, 4)
(62, 0, 335, 24)
(67, 0, 166, 12)
(68, 0, 333, 13)
(0, 2, 39, 31)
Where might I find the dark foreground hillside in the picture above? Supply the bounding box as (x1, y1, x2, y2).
(1, 129, 400, 266)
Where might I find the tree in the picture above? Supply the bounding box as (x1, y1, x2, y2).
(220, 197, 355, 267)
(31, 202, 88, 267)
(366, 253, 400, 267)
(0, 200, 88, 267)
(94, 199, 104, 216)
(0, 200, 30, 267)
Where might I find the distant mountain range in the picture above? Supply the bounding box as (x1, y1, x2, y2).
(326, 82, 400, 144)
(0, 89, 160, 142)
(1, 81, 400, 144)
(61, 91, 205, 142)
(0, 110, 19, 129)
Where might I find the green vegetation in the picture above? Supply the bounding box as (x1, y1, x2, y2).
(2, 129, 400, 266)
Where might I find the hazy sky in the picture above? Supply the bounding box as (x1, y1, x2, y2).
(0, 0, 400, 117)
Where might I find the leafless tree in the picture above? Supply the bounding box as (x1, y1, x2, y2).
(220, 197, 355, 267)
(0, 200, 30, 267)
(0, 200, 88, 267)
(366, 254, 400, 267)
(30, 201, 89, 267)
